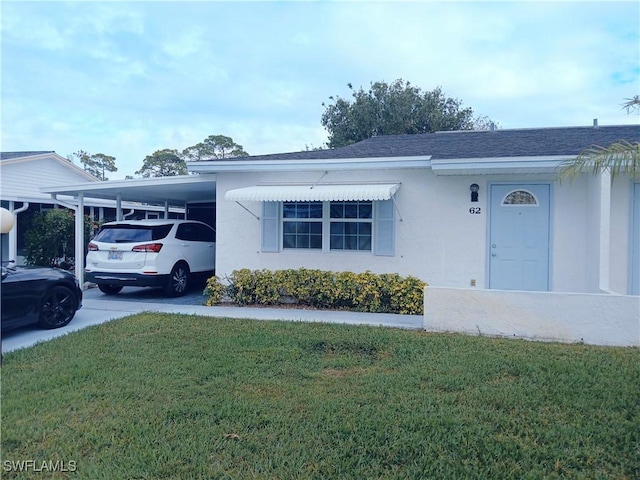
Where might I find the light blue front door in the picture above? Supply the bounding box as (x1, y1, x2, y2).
(489, 184, 550, 291)
(631, 183, 640, 295)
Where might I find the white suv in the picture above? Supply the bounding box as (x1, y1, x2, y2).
(86, 219, 216, 297)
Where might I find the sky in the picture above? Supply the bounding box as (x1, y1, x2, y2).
(1, 1, 639, 180)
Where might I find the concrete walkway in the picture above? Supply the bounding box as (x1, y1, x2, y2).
(3, 287, 424, 353)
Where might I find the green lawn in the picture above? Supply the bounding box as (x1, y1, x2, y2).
(2, 314, 638, 479)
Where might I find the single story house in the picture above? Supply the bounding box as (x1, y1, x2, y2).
(43, 123, 640, 345)
(0, 151, 184, 266)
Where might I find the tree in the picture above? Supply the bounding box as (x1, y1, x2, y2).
(23, 209, 93, 269)
(135, 149, 187, 178)
(321, 79, 493, 148)
(69, 150, 118, 180)
(560, 97, 640, 180)
(472, 115, 500, 131)
(182, 135, 248, 161)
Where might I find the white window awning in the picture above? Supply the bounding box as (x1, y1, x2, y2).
(224, 183, 400, 202)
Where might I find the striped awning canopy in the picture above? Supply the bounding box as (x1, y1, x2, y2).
(224, 183, 400, 202)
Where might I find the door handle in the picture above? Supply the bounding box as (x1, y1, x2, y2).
(491, 253, 497, 257)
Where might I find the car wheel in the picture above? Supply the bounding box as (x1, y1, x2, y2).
(98, 284, 123, 295)
(38, 286, 79, 329)
(165, 262, 189, 297)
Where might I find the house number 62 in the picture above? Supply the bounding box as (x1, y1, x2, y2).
(469, 207, 482, 214)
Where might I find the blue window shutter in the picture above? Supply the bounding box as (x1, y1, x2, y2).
(374, 199, 395, 256)
(261, 202, 279, 252)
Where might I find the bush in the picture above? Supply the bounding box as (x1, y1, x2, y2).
(203, 275, 226, 306)
(204, 268, 426, 315)
(23, 209, 93, 269)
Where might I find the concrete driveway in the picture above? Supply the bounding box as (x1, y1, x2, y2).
(2, 286, 424, 353)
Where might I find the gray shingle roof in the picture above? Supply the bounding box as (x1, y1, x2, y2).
(232, 125, 640, 161)
(0, 151, 56, 161)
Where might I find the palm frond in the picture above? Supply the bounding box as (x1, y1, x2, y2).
(559, 140, 640, 181)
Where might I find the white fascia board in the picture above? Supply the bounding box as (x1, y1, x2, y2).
(430, 155, 574, 176)
(0, 194, 48, 203)
(187, 156, 432, 174)
(41, 174, 216, 196)
(5, 194, 181, 211)
(1, 194, 99, 205)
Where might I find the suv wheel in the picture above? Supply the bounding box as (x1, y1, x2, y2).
(98, 284, 123, 295)
(165, 262, 189, 297)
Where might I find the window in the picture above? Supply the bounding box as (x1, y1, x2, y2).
(278, 201, 377, 252)
(503, 190, 538, 205)
(261, 199, 395, 256)
(94, 224, 173, 243)
(176, 222, 215, 242)
(329, 201, 372, 251)
(282, 202, 323, 250)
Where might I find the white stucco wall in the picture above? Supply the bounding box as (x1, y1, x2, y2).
(215, 169, 633, 295)
(424, 287, 640, 346)
(610, 178, 634, 294)
(559, 174, 635, 295)
(216, 169, 491, 287)
(550, 176, 591, 292)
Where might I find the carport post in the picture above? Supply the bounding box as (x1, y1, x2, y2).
(164, 201, 169, 219)
(75, 193, 84, 286)
(116, 193, 123, 221)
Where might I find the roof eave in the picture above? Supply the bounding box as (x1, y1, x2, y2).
(3, 152, 100, 182)
(41, 174, 216, 195)
(187, 156, 432, 174)
(430, 155, 574, 176)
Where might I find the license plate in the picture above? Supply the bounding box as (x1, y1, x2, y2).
(108, 251, 123, 260)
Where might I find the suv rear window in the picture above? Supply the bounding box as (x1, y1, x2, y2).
(94, 224, 174, 243)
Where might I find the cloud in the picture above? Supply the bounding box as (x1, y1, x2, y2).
(1, 1, 638, 180)
(161, 30, 206, 59)
(322, 1, 638, 124)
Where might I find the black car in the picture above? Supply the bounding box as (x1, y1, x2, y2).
(1, 265, 83, 331)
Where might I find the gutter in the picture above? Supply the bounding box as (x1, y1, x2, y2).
(187, 156, 432, 174)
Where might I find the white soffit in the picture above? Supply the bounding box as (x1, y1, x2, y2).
(225, 183, 401, 202)
(430, 155, 573, 175)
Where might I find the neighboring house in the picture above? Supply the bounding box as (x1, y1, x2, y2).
(0, 151, 184, 266)
(43, 124, 640, 345)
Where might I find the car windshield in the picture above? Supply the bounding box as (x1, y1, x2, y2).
(93, 224, 173, 243)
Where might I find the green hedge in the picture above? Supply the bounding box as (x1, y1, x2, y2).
(204, 268, 426, 315)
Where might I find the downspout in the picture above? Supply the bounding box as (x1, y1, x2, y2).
(75, 193, 85, 285)
(116, 193, 123, 221)
(8, 201, 29, 263)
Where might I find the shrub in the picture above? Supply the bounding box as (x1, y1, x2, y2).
(204, 268, 427, 315)
(23, 208, 93, 269)
(203, 275, 226, 306)
(226, 268, 257, 305)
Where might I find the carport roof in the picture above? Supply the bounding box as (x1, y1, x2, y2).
(41, 174, 216, 207)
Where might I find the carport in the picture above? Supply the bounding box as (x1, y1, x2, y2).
(42, 174, 217, 285)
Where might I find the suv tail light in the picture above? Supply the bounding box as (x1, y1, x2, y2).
(132, 243, 163, 253)
(87, 242, 98, 251)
